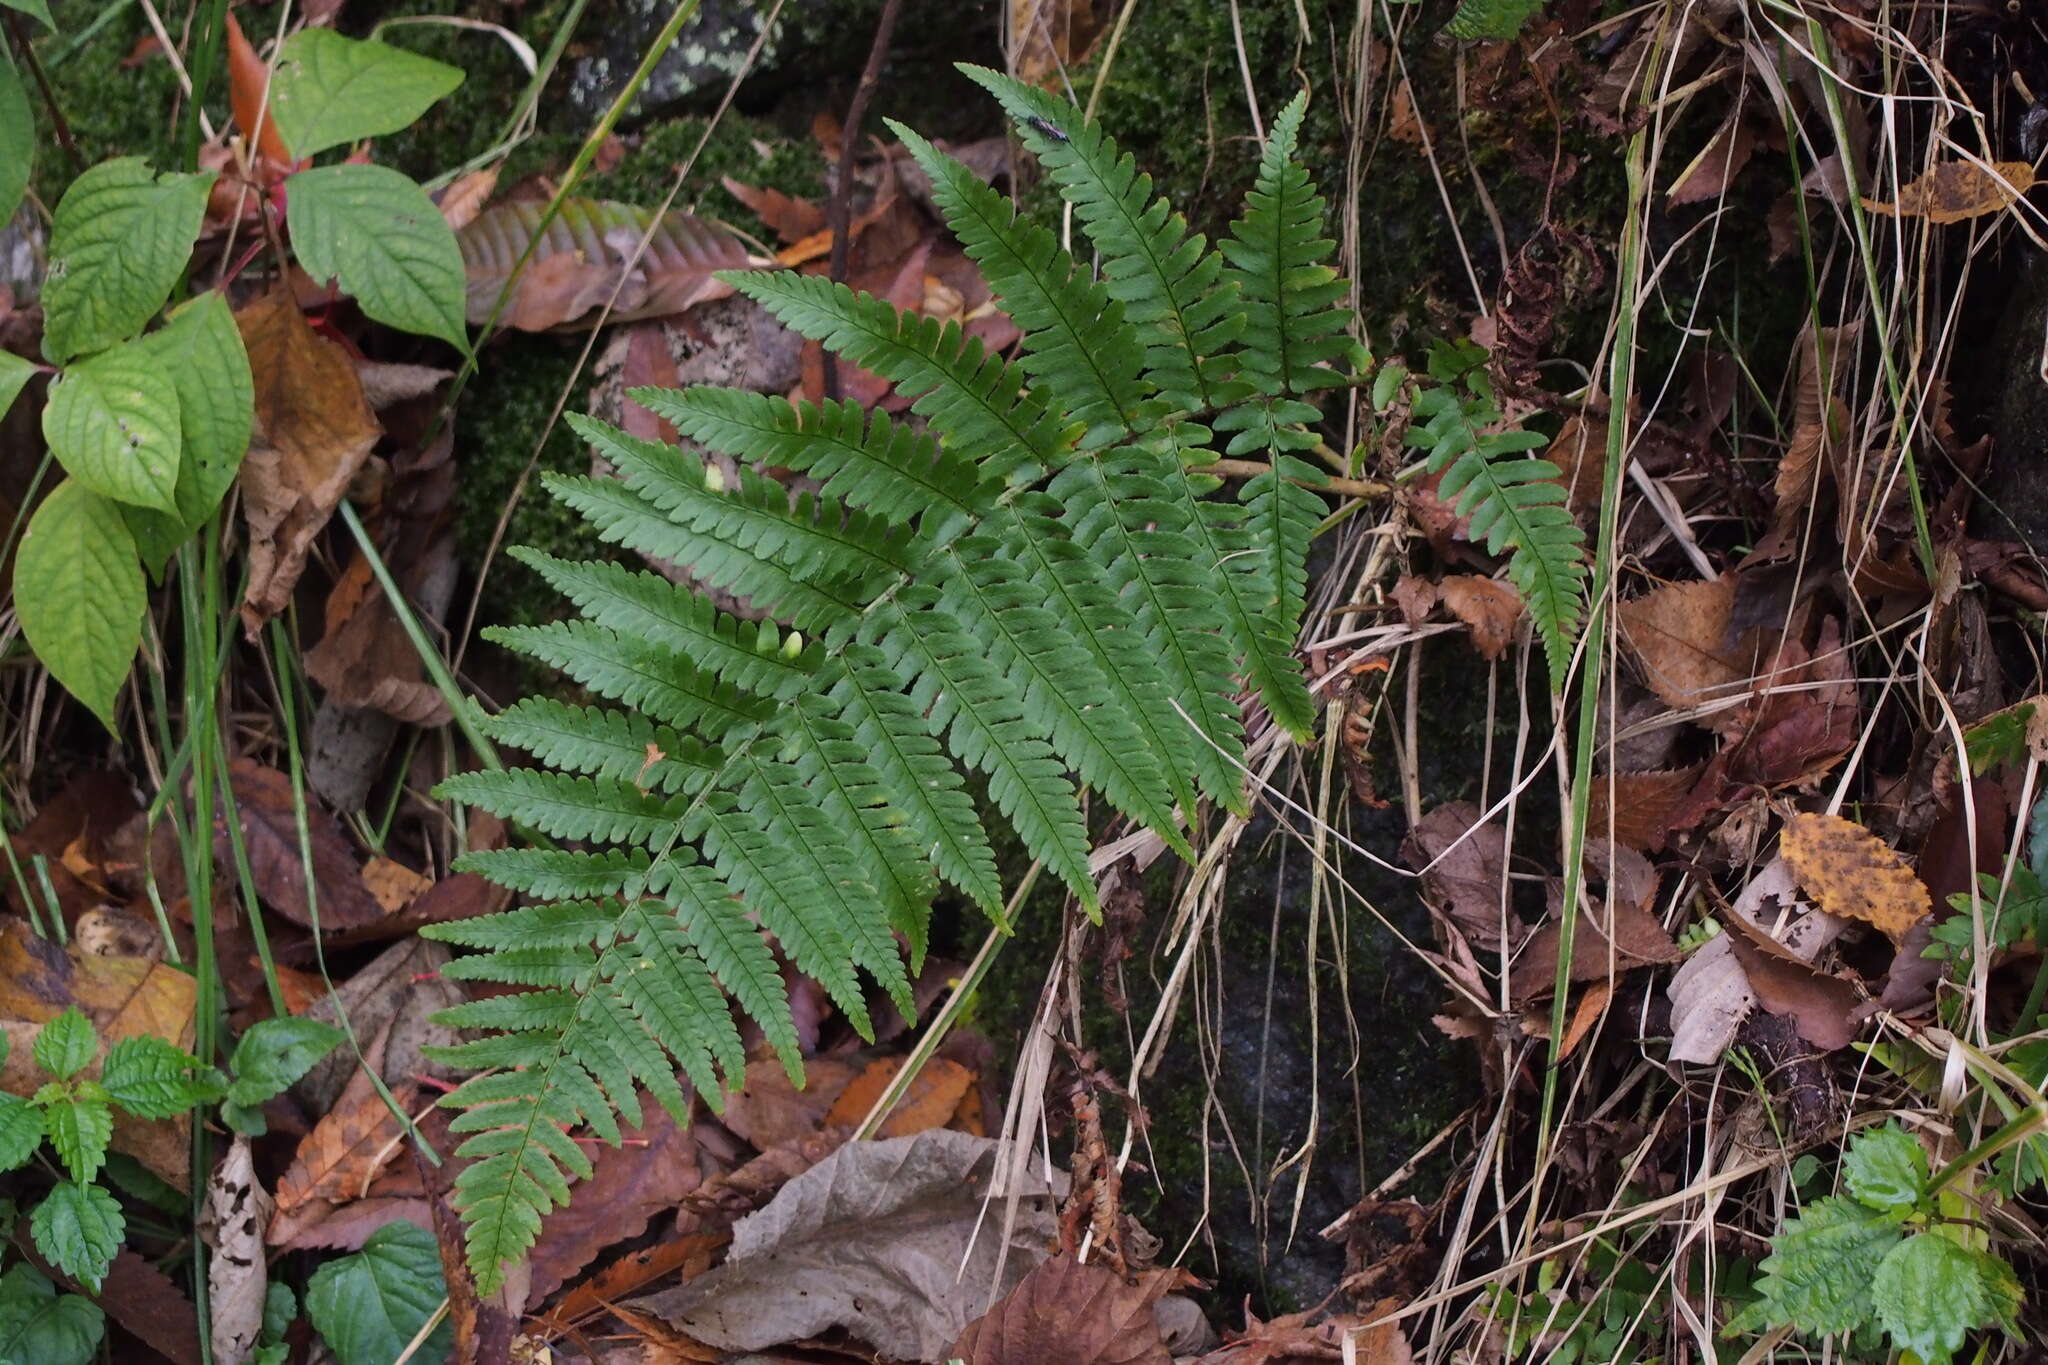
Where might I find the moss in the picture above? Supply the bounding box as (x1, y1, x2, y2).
(29, 0, 190, 203)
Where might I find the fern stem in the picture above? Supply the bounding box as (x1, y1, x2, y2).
(1195, 457, 1384, 500)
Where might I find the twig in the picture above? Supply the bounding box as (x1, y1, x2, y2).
(821, 0, 904, 402)
(4, 13, 82, 177)
(1194, 458, 1386, 500)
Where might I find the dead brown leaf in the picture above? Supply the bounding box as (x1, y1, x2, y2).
(1587, 765, 1705, 853)
(235, 290, 382, 631)
(720, 176, 826, 244)
(1618, 574, 1748, 713)
(951, 1254, 1176, 1365)
(1667, 116, 1756, 205)
(437, 167, 499, 231)
(1402, 803, 1514, 948)
(1780, 810, 1931, 941)
(1721, 913, 1863, 1052)
(359, 856, 432, 914)
(100, 1251, 201, 1365)
(822, 1056, 974, 1137)
(1864, 159, 2036, 224)
(1194, 1301, 1412, 1364)
(222, 759, 384, 932)
(1009, 0, 1105, 88)
(718, 1055, 860, 1151)
(1509, 889, 1679, 1002)
(458, 199, 749, 331)
(1438, 576, 1523, 661)
(201, 1136, 273, 1365)
(271, 1021, 413, 1238)
(541, 1232, 727, 1339)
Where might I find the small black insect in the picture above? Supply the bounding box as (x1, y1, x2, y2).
(1025, 114, 1069, 143)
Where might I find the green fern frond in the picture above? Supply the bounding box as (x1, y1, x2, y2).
(425, 80, 1374, 1295)
(1447, 0, 1544, 41)
(1409, 385, 1586, 689)
(892, 122, 1155, 447)
(724, 271, 1076, 482)
(638, 387, 992, 534)
(960, 64, 1243, 413)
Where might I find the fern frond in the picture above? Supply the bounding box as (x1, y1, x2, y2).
(568, 412, 924, 590)
(541, 469, 865, 633)
(724, 271, 1076, 483)
(893, 124, 1154, 448)
(1409, 386, 1586, 689)
(654, 857, 801, 1078)
(1220, 92, 1356, 404)
(635, 388, 993, 535)
(960, 65, 1242, 413)
(1163, 450, 1318, 740)
(437, 769, 686, 845)
(452, 847, 649, 900)
(1447, 0, 1543, 41)
(1049, 447, 1249, 810)
(869, 592, 1098, 913)
(685, 789, 874, 1039)
(478, 698, 718, 795)
(484, 621, 774, 735)
(511, 551, 819, 701)
(828, 644, 1004, 917)
(427, 900, 629, 952)
(1237, 455, 1326, 710)
(786, 693, 937, 968)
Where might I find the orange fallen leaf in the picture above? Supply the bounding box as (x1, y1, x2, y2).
(225, 12, 293, 167)
(1438, 575, 1523, 662)
(1779, 811, 1931, 941)
(1864, 159, 2035, 224)
(1558, 981, 1612, 1061)
(1618, 574, 1749, 714)
(360, 856, 432, 914)
(541, 1232, 728, 1339)
(824, 1056, 975, 1137)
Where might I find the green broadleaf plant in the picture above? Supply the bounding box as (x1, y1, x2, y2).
(286, 164, 469, 350)
(0, 52, 29, 226)
(267, 26, 464, 160)
(304, 1221, 454, 1365)
(41, 340, 184, 511)
(423, 72, 1368, 1292)
(0, 0, 52, 31)
(12, 481, 147, 731)
(222, 1016, 344, 1134)
(0, 1264, 103, 1365)
(39, 159, 214, 365)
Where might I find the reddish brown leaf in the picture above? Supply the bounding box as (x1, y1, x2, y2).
(541, 1232, 727, 1338)
(1722, 913, 1863, 1052)
(235, 290, 382, 630)
(822, 1056, 975, 1137)
(224, 12, 291, 167)
(1667, 115, 1756, 205)
(1438, 575, 1523, 661)
(717, 1056, 860, 1152)
(951, 1255, 1177, 1365)
(305, 557, 454, 726)
(271, 1020, 412, 1237)
(720, 176, 825, 244)
(1619, 574, 1750, 714)
(525, 1092, 709, 1304)
(101, 1250, 202, 1365)
(221, 759, 384, 932)
(1401, 803, 1515, 948)
(1586, 765, 1706, 853)
(1509, 892, 1679, 1002)
(457, 199, 749, 331)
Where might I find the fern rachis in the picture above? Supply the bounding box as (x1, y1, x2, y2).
(423, 74, 1372, 1291)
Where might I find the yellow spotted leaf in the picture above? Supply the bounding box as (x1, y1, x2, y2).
(1780, 812, 1930, 941)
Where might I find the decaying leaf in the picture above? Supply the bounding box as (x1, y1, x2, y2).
(1586, 765, 1705, 853)
(1618, 573, 1749, 713)
(271, 1019, 413, 1245)
(1401, 803, 1515, 948)
(1720, 914, 1863, 1052)
(720, 176, 825, 244)
(223, 758, 385, 932)
(822, 1056, 975, 1138)
(1009, 0, 1105, 88)
(1864, 159, 2035, 224)
(1194, 1300, 1413, 1364)
(458, 199, 751, 331)
(1667, 114, 1755, 205)
(634, 1130, 1065, 1361)
(1438, 575, 1524, 662)
(1667, 858, 1851, 1064)
(1780, 811, 1932, 941)
(1509, 865, 1680, 1003)
(950, 1254, 1177, 1365)
(100, 1250, 202, 1365)
(234, 289, 382, 630)
(541, 1233, 727, 1340)
(201, 1136, 273, 1365)
(717, 1055, 860, 1151)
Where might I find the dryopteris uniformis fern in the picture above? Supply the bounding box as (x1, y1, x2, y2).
(1398, 341, 1587, 688)
(421, 74, 1371, 1291)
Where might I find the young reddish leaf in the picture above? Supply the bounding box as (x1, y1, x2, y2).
(1781, 811, 1932, 942)
(224, 12, 291, 167)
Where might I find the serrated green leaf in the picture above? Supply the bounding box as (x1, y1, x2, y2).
(0, 1096, 40, 1173)
(1842, 1123, 1929, 1212)
(1964, 700, 2034, 775)
(43, 340, 183, 510)
(1871, 1234, 2021, 1364)
(0, 53, 29, 226)
(119, 294, 254, 574)
(269, 28, 463, 160)
(28, 1183, 121, 1293)
(1748, 1195, 1903, 1336)
(14, 480, 145, 731)
(41, 159, 214, 363)
(101, 1035, 217, 1119)
(0, 1265, 104, 1365)
(305, 1221, 453, 1365)
(32, 1008, 95, 1081)
(0, 351, 31, 423)
(227, 1016, 344, 1108)
(41, 1095, 110, 1184)
(286, 164, 467, 349)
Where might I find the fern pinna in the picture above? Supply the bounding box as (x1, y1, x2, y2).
(420, 71, 1365, 1290)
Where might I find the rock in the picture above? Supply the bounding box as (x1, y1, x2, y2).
(1987, 245, 2048, 551)
(565, 0, 820, 125)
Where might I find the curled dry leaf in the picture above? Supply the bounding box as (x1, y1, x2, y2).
(1618, 573, 1749, 714)
(1721, 914, 1863, 1053)
(951, 1254, 1177, 1365)
(234, 290, 382, 631)
(201, 1136, 273, 1365)
(1438, 575, 1523, 661)
(1780, 811, 1932, 941)
(1401, 802, 1515, 949)
(458, 198, 750, 331)
(1864, 159, 2035, 224)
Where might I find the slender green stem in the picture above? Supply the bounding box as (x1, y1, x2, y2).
(1926, 1103, 2048, 1200)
